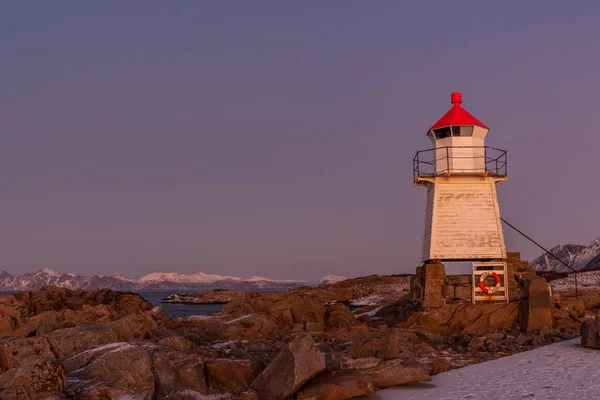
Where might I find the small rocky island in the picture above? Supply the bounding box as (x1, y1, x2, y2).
(161, 289, 250, 304)
(0, 253, 599, 399)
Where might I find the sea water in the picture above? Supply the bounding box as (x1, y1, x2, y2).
(0, 290, 224, 319)
(138, 291, 224, 318)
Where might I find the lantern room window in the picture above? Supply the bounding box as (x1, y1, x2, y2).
(458, 126, 474, 136)
(433, 126, 474, 139)
(433, 127, 451, 139)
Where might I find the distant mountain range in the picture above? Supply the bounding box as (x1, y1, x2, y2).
(530, 237, 600, 273)
(0, 268, 349, 292)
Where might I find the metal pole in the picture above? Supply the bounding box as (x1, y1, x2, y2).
(500, 217, 579, 299)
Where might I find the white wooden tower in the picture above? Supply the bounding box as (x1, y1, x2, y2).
(414, 92, 508, 263)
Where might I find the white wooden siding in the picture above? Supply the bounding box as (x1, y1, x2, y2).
(421, 186, 435, 261)
(422, 178, 506, 261)
(434, 137, 486, 174)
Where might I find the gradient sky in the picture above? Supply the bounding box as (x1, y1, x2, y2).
(1, 1, 599, 280)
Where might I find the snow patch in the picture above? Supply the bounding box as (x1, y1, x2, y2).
(225, 314, 254, 324)
(350, 294, 384, 307)
(39, 268, 60, 277)
(368, 338, 600, 400)
(163, 390, 231, 399)
(319, 275, 349, 285)
(551, 270, 600, 289)
(355, 305, 384, 318)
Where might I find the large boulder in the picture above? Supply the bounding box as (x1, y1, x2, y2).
(581, 317, 600, 349)
(251, 335, 326, 399)
(0, 359, 66, 400)
(371, 297, 422, 327)
(206, 359, 256, 395)
(297, 359, 431, 399)
(43, 311, 160, 361)
(0, 337, 56, 371)
(108, 312, 159, 341)
(63, 342, 210, 399)
(324, 303, 356, 331)
(520, 277, 553, 333)
(65, 343, 156, 399)
(151, 348, 208, 398)
(45, 324, 119, 359)
(225, 314, 282, 340)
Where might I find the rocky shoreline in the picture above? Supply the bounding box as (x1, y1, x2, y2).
(0, 269, 598, 399)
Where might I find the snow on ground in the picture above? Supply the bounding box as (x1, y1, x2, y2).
(355, 305, 384, 319)
(319, 275, 349, 285)
(551, 270, 600, 290)
(225, 314, 254, 324)
(350, 294, 385, 307)
(360, 338, 600, 400)
(162, 391, 232, 399)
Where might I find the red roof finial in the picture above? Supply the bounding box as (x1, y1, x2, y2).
(451, 92, 462, 107)
(429, 92, 489, 130)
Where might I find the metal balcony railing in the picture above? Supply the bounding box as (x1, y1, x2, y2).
(413, 146, 507, 183)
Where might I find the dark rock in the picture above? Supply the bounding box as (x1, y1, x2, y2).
(531, 334, 546, 346)
(467, 337, 485, 352)
(372, 297, 422, 327)
(520, 277, 553, 333)
(347, 330, 410, 360)
(516, 334, 531, 346)
(581, 317, 600, 349)
(485, 339, 500, 353)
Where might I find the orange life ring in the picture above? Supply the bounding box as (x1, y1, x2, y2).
(479, 272, 501, 294)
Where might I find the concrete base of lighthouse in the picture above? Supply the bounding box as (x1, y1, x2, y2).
(419, 175, 507, 263)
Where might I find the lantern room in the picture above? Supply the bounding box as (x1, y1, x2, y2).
(425, 92, 490, 175)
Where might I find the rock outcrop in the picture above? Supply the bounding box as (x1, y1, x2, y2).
(0, 270, 598, 400)
(297, 359, 431, 399)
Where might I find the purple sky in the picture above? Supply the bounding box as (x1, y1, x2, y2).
(1, 1, 599, 280)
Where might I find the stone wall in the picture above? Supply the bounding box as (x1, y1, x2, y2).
(412, 252, 554, 333)
(414, 252, 539, 308)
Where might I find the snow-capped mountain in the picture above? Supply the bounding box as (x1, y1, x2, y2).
(0, 268, 337, 291)
(530, 237, 600, 273)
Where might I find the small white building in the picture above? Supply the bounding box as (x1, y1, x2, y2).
(414, 92, 507, 262)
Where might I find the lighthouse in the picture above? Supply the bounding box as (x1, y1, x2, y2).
(414, 93, 509, 302)
(414, 92, 507, 261)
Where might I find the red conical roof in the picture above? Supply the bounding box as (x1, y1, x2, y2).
(430, 92, 489, 130)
